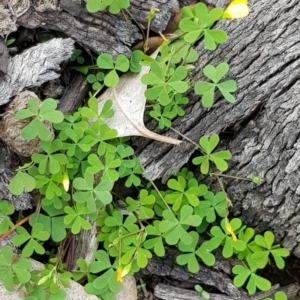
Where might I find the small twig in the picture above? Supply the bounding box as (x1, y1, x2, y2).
(144, 8, 160, 53)
(211, 172, 251, 181)
(0, 213, 33, 241)
(125, 8, 146, 42)
(169, 126, 199, 148)
(214, 174, 231, 216)
(146, 176, 171, 212)
(139, 278, 149, 297)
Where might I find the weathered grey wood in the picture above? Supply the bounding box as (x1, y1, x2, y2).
(58, 73, 89, 113)
(133, 0, 300, 257)
(155, 284, 236, 300)
(17, 0, 141, 57)
(155, 283, 300, 300)
(129, 0, 180, 32)
(252, 284, 300, 300)
(141, 254, 251, 299)
(0, 141, 32, 211)
(0, 37, 9, 78)
(73, 222, 98, 269)
(15, 0, 201, 57)
(0, 38, 74, 106)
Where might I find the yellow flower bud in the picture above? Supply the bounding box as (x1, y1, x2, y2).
(116, 264, 132, 283)
(225, 220, 237, 242)
(62, 174, 70, 192)
(222, 0, 249, 19)
(117, 268, 123, 283)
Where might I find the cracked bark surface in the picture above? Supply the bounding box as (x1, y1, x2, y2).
(142, 253, 300, 299)
(16, 0, 180, 57)
(133, 0, 300, 257)
(0, 37, 74, 105)
(0, 140, 32, 211)
(155, 283, 300, 300)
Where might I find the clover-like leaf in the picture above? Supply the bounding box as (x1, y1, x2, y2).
(192, 134, 232, 174)
(0, 245, 32, 292)
(142, 61, 188, 106)
(159, 205, 201, 245)
(0, 201, 15, 234)
(64, 203, 91, 234)
(16, 98, 63, 141)
(32, 139, 67, 175)
(209, 218, 246, 258)
(144, 221, 165, 257)
(179, 3, 225, 47)
(232, 257, 271, 295)
(13, 223, 50, 257)
(194, 191, 226, 222)
(9, 171, 36, 195)
(194, 63, 237, 108)
(251, 231, 290, 269)
(90, 250, 122, 294)
(166, 176, 200, 211)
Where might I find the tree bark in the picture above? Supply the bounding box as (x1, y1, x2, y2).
(0, 37, 74, 105)
(0, 140, 32, 211)
(155, 283, 300, 300)
(133, 0, 300, 257)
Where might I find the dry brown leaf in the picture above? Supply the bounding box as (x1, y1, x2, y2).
(97, 51, 181, 145)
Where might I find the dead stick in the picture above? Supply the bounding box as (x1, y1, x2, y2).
(0, 213, 33, 241)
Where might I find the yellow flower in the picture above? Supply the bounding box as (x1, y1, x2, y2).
(116, 264, 131, 283)
(117, 268, 123, 283)
(225, 220, 237, 242)
(222, 0, 249, 19)
(62, 174, 70, 192)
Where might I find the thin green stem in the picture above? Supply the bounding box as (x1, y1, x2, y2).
(120, 228, 145, 239)
(211, 172, 251, 182)
(214, 174, 231, 217)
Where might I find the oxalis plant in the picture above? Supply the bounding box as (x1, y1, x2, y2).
(0, 2, 291, 300)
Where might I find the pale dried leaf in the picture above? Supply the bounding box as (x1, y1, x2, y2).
(97, 51, 181, 145)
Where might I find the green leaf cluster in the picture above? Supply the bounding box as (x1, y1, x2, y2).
(0, 245, 32, 292)
(86, 0, 130, 14)
(176, 231, 215, 273)
(126, 189, 155, 220)
(38, 263, 71, 298)
(165, 175, 207, 211)
(194, 63, 238, 107)
(29, 204, 68, 242)
(3, 3, 291, 300)
(250, 231, 290, 269)
(209, 218, 246, 258)
(142, 61, 189, 106)
(84, 250, 122, 297)
(13, 223, 50, 257)
(97, 53, 129, 87)
(87, 72, 104, 91)
(179, 3, 227, 49)
(16, 98, 64, 141)
(0, 200, 15, 234)
(70, 48, 85, 64)
(192, 134, 232, 174)
(233, 257, 271, 295)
